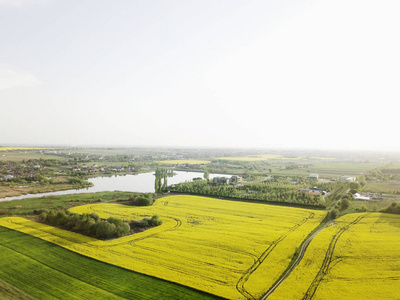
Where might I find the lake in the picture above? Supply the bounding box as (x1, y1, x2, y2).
(0, 171, 231, 202)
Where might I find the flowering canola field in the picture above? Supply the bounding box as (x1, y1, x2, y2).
(0, 147, 48, 151)
(269, 212, 400, 300)
(0, 195, 326, 299)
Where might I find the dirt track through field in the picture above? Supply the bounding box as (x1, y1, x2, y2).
(261, 221, 330, 299)
(236, 213, 315, 300)
(302, 216, 364, 300)
(262, 199, 343, 299)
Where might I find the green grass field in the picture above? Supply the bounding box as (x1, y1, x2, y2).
(364, 181, 400, 194)
(274, 163, 382, 178)
(0, 152, 65, 162)
(0, 192, 136, 217)
(216, 154, 285, 161)
(0, 226, 219, 300)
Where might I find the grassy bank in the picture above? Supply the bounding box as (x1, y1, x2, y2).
(0, 191, 138, 217)
(0, 182, 93, 199)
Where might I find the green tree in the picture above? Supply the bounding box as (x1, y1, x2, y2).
(340, 198, 351, 210)
(358, 175, 366, 187)
(204, 171, 209, 180)
(349, 182, 361, 193)
(162, 174, 167, 191)
(329, 209, 339, 219)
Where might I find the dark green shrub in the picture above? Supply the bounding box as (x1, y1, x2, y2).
(329, 209, 339, 219)
(138, 196, 152, 206)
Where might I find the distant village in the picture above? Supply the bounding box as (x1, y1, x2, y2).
(0, 162, 45, 182)
(0, 161, 139, 183)
(71, 164, 138, 174)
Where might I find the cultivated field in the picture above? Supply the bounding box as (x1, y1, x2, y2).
(0, 227, 215, 299)
(269, 213, 400, 300)
(216, 155, 285, 161)
(274, 163, 381, 178)
(0, 147, 48, 151)
(0, 195, 326, 299)
(363, 181, 400, 194)
(156, 160, 211, 164)
(0, 152, 64, 162)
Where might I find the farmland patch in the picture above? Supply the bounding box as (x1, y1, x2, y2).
(0, 195, 326, 299)
(0, 226, 218, 299)
(269, 213, 400, 300)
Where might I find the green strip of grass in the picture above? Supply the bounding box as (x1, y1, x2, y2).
(0, 226, 220, 300)
(0, 192, 138, 217)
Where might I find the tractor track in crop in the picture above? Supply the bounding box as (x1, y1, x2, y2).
(302, 216, 364, 300)
(261, 221, 331, 300)
(236, 213, 315, 300)
(260, 197, 345, 299)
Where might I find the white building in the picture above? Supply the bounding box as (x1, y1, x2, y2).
(340, 176, 356, 182)
(353, 193, 371, 200)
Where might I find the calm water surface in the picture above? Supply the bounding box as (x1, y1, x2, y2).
(0, 171, 231, 202)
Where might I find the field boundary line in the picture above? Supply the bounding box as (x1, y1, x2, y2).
(0, 236, 125, 299)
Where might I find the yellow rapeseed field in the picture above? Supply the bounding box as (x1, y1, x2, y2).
(0, 147, 47, 151)
(269, 212, 400, 300)
(0, 195, 326, 299)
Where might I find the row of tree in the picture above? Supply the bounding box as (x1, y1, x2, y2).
(154, 168, 169, 193)
(170, 180, 324, 207)
(382, 202, 400, 214)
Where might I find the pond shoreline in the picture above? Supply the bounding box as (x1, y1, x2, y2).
(0, 171, 231, 203)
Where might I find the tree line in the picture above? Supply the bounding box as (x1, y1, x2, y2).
(154, 168, 172, 193)
(170, 180, 325, 207)
(35, 209, 162, 239)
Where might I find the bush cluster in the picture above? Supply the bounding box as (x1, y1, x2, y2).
(36, 209, 162, 239)
(38, 210, 130, 239)
(130, 215, 162, 229)
(381, 202, 400, 214)
(137, 194, 153, 206)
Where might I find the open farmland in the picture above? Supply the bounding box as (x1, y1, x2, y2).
(216, 155, 286, 161)
(0, 195, 326, 299)
(273, 163, 382, 178)
(0, 227, 216, 300)
(0, 152, 64, 162)
(156, 160, 211, 165)
(0, 147, 49, 151)
(269, 213, 400, 300)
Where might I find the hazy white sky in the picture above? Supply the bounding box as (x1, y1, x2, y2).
(1, 0, 399, 150)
